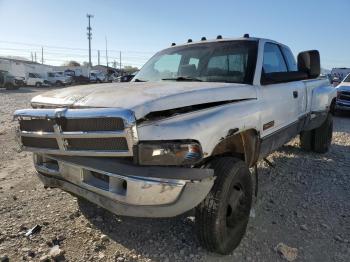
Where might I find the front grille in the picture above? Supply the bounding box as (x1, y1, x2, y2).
(66, 138, 128, 151)
(62, 118, 124, 132)
(21, 137, 59, 149)
(339, 94, 350, 101)
(15, 108, 135, 157)
(20, 119, 54, 132)
(341, 91, 350, 96)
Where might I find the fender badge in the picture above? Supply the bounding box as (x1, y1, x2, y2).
(263, 121, 274, 131)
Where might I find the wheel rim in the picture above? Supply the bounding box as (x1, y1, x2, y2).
(226, 183, 248, 228)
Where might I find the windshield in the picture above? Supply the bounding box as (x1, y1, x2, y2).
(343, 74, 350, 82)
(134, 40, 258, 84)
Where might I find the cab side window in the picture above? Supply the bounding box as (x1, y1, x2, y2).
(281, 46, 297, 71)
(262, 43, 287, 73)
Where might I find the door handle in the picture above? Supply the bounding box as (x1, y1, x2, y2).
(293, 91, 298, 98)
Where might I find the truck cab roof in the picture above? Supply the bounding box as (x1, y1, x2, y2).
(167, 36, 282, 49)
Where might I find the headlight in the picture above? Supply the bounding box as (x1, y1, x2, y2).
(137, 141, 203, 166)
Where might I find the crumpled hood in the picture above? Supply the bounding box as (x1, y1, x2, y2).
(31, 82, 257, 119)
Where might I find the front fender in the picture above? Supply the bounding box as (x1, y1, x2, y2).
(136, 100, 260, 157)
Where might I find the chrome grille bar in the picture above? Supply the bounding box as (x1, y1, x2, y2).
(20, 130, 127, 138)
(14, 108, 137, 157)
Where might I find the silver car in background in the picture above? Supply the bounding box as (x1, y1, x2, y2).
(335, 73, 350, 111)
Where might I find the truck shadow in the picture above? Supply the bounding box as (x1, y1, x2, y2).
(78, 200, 202, 260)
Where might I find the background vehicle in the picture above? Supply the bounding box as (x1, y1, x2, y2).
(26, 73, 45, 87)
(116, 72, 137, 82)
(335, 73, 350, 112)
(72, 75, 90, 84)
(47, 71, 72, 86)
(14, 36, 335, 255)
(331, 67, 350, 86)
(0, 70, 18, 90)
(14, 76, 25, 87)
(89, 71, 107, 83)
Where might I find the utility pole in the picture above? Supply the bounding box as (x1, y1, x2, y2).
(119, 51, 122, 76)
(97, 50, 100, 65)
(34, 52, 37, 63)
(86, 14, 94, 67)
(113, 60, 116, 69)
(31, 52, 33, 62)
(105, 37, 108, 71)
(41, 47, 44, 64)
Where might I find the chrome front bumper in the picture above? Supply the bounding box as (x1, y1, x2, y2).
(35, 154, 214, 217)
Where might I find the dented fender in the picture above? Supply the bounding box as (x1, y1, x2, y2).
(137, 99, 260, 157)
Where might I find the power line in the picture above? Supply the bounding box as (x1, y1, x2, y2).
(0, 40, 156, 54)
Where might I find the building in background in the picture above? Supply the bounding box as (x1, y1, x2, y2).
(0, 57, 53, 80)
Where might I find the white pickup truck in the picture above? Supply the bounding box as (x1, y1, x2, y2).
(14, 36, 336, 254)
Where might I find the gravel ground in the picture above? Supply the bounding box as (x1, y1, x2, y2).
(0, 87, 349, 262)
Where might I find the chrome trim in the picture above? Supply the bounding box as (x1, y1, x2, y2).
(14, 108, 137, 157)
(27, 147, 131, 157)
(35, 155, 187, 206)
(20, 130, 127, 138)
(14, 108, 135, 123)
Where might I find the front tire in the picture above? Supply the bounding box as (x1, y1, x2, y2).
(35, 82, 42, 87)
(195, 157, 252, 254)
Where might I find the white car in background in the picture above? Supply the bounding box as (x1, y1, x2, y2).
(26, 73, 45, 87)
(47, 72, 72, 86)
(90, 71, 107, 83)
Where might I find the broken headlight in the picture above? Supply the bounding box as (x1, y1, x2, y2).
(136, 141, 203, 166)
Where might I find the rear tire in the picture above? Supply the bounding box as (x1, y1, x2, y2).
(195, 157, 252, 254)
(300, 130, 313, 151)
(313, 113, 333, 153)
(299, 113, 333, 153)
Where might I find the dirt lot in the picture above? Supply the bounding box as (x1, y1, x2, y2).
(0, 87, 349, 262)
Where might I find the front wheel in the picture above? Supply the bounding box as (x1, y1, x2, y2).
(35, 82, 42, 87)
(195, 157, 252, 254)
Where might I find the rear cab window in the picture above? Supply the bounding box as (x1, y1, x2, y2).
(261, 42, 303, 84)
(262, 43, 287, 73)
(281, 46, 297, 71)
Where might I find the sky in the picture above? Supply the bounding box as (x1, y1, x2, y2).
(0, 0, 349, 69)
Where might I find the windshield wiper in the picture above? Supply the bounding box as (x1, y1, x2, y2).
(162, 76, 202, 82)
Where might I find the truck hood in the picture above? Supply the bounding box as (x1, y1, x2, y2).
(31, 82, 257, 119)
(337, 82, 350, 92)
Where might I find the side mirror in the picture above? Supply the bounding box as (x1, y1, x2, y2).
(297, 50, 320, 79)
